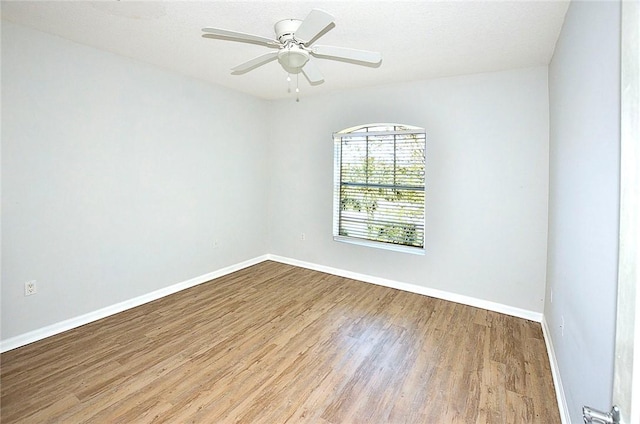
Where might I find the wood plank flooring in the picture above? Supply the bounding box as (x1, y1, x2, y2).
(1, 261, 560, 423)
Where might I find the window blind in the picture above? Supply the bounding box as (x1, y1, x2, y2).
(333, 124, 426, 251)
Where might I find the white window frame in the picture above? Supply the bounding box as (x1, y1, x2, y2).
(332, 123, 426, 255)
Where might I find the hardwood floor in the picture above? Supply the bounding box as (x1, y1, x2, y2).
(1, 261, 560, 423)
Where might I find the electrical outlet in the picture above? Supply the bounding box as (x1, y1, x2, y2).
(213, 240, 219, 249)
(301, 233, 306, 241)
(25, 280, 37, 296)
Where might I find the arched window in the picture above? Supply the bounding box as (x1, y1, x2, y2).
(333, 123, 426, 253)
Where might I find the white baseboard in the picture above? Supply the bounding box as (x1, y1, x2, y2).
(1, 253, 544, 353)
(0, 255, 269, 353)
(266, 254, 543, 322)
(541, 316, 571, 424)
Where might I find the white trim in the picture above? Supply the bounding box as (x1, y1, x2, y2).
(333, 235, 426, 255)
(333, 122, 423, 137)
(542, 316, 571, 424)
(267, 254, 543, 322)
(0, 255, 269, 353)
(334, 129, 424, 137)
(614, 2, 640, 423)
(1, 253, 544, 353)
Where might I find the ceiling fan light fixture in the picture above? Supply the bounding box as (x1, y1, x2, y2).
(277, 48, 309, 73)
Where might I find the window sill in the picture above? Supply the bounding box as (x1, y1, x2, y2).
(333, 236, 426, 255)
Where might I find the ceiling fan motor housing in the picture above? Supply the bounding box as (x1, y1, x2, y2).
(274, 19, 302, 43)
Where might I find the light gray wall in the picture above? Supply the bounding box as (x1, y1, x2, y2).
(546, 1, 621, 422)
(268, 67, 550, 313)
(2, 21, 553, 343)
(1, 22, 270, 339)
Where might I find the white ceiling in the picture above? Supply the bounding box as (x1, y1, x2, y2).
(1, 1, 570, 100)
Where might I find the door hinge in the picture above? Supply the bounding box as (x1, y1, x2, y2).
(583, 405, 620, 424)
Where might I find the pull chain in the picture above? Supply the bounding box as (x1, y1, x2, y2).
(296, 73, 300, 102)
(287, 74, 291, 93)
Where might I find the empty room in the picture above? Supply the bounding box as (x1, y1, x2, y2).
(2, 1, 638, 423)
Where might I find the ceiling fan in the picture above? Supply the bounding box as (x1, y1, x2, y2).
(201, 9, 382, 87)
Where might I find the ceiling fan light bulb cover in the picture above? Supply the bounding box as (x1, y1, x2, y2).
(278, 49, 309, 70)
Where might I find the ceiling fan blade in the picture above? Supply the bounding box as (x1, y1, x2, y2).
(301, 59, 324, 85)
(231, 51, 279, 74)
(202, 28, 278, 47)
(294, 9, 335, 44)
(311, 45, 382, 65)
